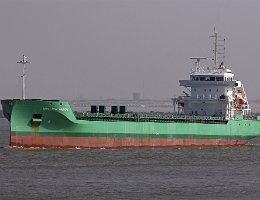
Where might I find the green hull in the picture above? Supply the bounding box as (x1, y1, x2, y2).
(2, 99, 260, 148)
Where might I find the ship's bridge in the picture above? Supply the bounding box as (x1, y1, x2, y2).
(180, 67, 236, 87)
(174, 31, 251, 119)
(177, 66, 241, 118)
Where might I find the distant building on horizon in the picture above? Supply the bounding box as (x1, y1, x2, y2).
(133, 92, 141, 101)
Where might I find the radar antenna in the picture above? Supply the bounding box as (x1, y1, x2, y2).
(190, 57, 207, 72)
(17, 55, 30, 99)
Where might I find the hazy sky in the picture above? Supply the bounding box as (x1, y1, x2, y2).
(1, 0, 260, 100)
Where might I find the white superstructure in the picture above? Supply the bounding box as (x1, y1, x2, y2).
(174, 31, 251, 119)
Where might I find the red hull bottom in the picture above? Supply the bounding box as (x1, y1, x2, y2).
(10, 136, 249, 148)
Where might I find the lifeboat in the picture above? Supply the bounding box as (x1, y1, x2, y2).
(234, 89, 247, 109)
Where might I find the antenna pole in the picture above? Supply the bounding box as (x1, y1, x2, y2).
(17, 55, 30, 99)
(210, 28, 226, 69)
(210, 28, 218, 68)
(214, 31, 217, 68)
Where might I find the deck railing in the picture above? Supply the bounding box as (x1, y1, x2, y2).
(74, 112, 227, 124)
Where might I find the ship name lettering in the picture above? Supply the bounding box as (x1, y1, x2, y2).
(43, 107, 69, 112)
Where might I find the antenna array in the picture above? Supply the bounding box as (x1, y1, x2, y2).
(210, 29, 226, 68)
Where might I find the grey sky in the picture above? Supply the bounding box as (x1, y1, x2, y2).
(0, 0, 260, 100)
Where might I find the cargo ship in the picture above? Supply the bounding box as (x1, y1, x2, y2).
(2, 31, 260, 148)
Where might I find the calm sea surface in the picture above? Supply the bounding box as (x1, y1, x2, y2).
(1, 118, 260, 200)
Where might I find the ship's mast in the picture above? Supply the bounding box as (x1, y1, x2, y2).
(210, 28, 225, 69)
(213, 31, 218, 67)
(17, 55, 30, 99)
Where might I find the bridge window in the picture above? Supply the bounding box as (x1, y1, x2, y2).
(191, 76, 199, 81)
(192, 76, 221, 81)
(216, 77, 224, 81)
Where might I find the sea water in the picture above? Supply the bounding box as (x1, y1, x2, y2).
(1, 118, 260, 200)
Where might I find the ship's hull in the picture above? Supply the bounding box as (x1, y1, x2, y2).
(2, 99, 260, 148)
(9, 135, 249, 148)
